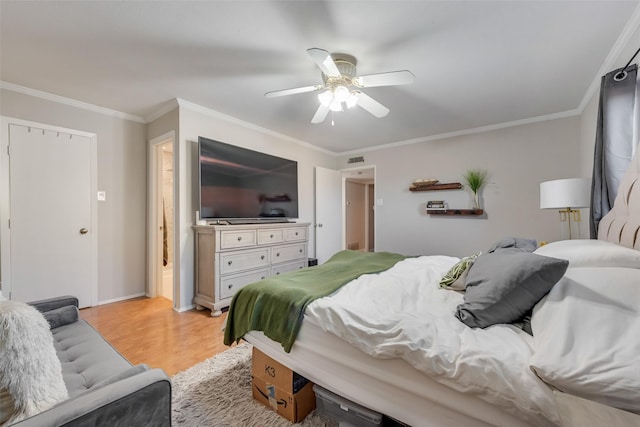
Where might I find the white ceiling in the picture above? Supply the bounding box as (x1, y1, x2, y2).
(1, 1, 638, 154)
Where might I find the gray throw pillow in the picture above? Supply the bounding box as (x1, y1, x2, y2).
(455, 251, 568, 328)
(42, 305, 79, 329)
(487, 237, 538, 253)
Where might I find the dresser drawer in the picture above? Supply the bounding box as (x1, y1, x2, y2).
(220, 268, 270, 300)
(285, 227, 307, 242)
(257, 228, 285, 245)
(271, 243, 307, 264)
(220, 230, 256, 249)
(271, 260, 307, 276)
(219, 248, 270, 275)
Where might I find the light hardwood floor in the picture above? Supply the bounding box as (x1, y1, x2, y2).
(80, 297, 234, 376)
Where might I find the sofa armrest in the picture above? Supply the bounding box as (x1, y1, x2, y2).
(29, 296, 79, 313)
(11, 368, 171, 427)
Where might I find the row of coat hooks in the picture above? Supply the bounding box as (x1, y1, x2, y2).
(27, 126, 73, 139)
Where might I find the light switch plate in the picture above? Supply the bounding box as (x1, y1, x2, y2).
(97, 191, 106, 201)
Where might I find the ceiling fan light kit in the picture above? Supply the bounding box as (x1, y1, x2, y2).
(265, 48, 414, 124)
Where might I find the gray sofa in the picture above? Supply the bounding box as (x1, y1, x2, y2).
(11, 296, 171, 427)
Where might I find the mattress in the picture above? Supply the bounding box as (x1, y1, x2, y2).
(245, 322, 547, 427)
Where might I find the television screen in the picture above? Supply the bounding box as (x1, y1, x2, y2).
(198, 137, 299, 221)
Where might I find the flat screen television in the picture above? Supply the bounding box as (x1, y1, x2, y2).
(198, 137, 299, 222)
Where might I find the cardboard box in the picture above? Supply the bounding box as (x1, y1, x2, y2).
(251, 347, 316, 422)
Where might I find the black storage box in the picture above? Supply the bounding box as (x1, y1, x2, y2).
(313, 385, 383, 427)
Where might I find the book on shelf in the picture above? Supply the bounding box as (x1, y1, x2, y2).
(427, 201, 447, 209)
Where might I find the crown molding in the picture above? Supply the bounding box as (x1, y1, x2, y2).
(0, 81, 146, 123)
(144, 99, 180, 123)
(338, 109, 580, 156)
(175, 98, 337, 156)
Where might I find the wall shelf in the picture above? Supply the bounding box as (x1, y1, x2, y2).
(410, 182, 463, 192)
(426, 209, 484, 216)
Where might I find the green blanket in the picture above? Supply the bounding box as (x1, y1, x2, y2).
(223, 250, 407, 352)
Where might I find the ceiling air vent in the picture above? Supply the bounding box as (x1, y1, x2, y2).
(347, 156, 364, 164)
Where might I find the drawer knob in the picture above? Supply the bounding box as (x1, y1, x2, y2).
(261, 276, 266, 280)
(228, 260, 233, 265)
(270, 234, 274, 238)
(261, 255, 265, 260)
(228, 284, 233, 289)
(276, 253, 280, 257)
(276, 272, 280, 275)
(237, 236, 242, 241)
(299, 249, 302, 253)
(295, 232, 299, 236)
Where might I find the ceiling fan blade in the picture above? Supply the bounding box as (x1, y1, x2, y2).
(355, 70, 415, 88)
(307, 48, 341, 77)
(311, 104, 330, 124)
(355, 92, 390, 118)
(265, 85, 323, 98)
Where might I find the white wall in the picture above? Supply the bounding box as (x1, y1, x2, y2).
(338, 117, 581, 257)
(174, 103, 337, 310)
(0, 89, 148, 303)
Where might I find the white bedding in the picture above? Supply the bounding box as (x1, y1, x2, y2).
(305, 255, 561, 427)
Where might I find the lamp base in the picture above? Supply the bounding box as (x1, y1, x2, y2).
(558, 208, 581, 240)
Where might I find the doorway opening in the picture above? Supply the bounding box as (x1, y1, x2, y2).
(148, 132, 176, 306)
(343, 167, 375, 252)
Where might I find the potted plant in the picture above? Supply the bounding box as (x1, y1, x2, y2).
(463, 169, 488, 209)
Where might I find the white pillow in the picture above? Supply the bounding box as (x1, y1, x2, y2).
(534, 239, 640, 268)
(530, 267, 640, 413)
(0, 300, 68, 424)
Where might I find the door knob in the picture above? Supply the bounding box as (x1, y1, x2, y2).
(79, 228, 89, 235)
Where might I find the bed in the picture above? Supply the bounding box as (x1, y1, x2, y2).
(225, 153, 640, 427)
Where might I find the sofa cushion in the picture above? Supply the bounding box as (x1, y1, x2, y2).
(52, 320, 133, 397)
(92, 364, 150, 390)
(0, 300, 69, 424)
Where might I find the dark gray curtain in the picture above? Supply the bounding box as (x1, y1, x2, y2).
(591, 64, 638, 238)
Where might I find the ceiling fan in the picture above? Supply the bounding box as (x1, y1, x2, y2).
(265, 48, 415, 124)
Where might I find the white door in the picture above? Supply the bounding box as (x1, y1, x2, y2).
(8, 124, 94, 307)
(314, 166, 343, 264)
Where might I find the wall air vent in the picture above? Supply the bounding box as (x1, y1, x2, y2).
(347, 156, 364, 164)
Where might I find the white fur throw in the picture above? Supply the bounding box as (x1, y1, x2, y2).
(0, 300, 68, 426)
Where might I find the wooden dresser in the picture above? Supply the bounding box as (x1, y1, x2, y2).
(193, 222, 310, 316)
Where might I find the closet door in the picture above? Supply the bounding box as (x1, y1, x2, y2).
(8, 123, 94, 307)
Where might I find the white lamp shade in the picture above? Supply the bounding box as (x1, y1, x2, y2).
(540, 178, 591, 209)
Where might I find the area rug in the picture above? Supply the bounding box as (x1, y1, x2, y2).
(172, 343, 336, 426)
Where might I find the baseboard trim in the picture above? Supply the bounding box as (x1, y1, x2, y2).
(97, 292, 147, 306)
(175, 304, 195, 313)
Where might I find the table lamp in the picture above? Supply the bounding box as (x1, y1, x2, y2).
(540, 178, 591, 239)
